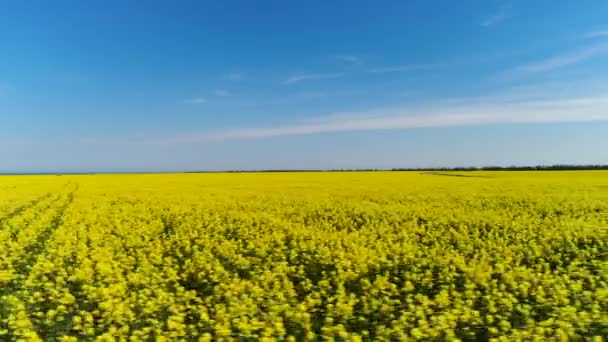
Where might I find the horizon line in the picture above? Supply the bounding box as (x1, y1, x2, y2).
(2, 164, 608, 176)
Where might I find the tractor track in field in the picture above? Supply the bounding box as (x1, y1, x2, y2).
(0, 193, 53, 228)
(421, 172, 492, 178)
(0, 183, 79, 334)
(6, 193, 69, 241)
(15, 183, 79, 276)
(1, 182, 81, 340)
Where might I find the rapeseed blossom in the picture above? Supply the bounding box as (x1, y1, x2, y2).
(0, 172, 605, 340)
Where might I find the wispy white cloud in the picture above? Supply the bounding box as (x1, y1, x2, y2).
(584, 30, 608, 39)
(224, 72, 242, 81)
(283, 72, 344, 85)
(184, 98, 208, 104)
(212, 89, 230, 97)
(368, 64, 437, 74)
(299, 91, 328, 98)
(481, 5, 511, 27)
(166, 84, 608, 143)
(335, 54, 362, 65)
(508, 44, 608, 74)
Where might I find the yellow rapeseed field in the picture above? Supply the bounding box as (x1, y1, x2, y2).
(0, 171, 606, 341)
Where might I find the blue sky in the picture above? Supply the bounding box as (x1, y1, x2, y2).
(1, 0, 608, 172)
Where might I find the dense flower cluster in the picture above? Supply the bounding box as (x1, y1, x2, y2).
(0, 172, 606, 340)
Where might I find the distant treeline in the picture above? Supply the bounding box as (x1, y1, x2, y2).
(187, 165, 608, 173)
(391, 165, 608, 171)
(3, 165, 608, 176)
